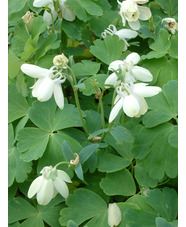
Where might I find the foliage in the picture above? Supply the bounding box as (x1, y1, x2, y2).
(8, 0, 178, 226)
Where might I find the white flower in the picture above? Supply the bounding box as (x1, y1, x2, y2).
(105, 52, 153, 88)
(53, 53, 69, 68)
(21, 64, 66, 109)
(33, 0, 75, 25)
(109, 82, 161, 122)
(101, 24, 138, 51)
(162, 17, 178, 34)
(108, 203, 122, 227)
(28, 166, 72, 205)
(118, 0, 151, 30)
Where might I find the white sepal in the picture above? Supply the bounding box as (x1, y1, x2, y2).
(109, 98, 124, 123)
(54, 177, 69, 198)
(36, 178, 54, 205)
(138, 5, 152, 20)
(131, 66, 153, 82)
(57, 170, 72, 183)
(53, 83, 64, 109)
(133, 83, 162, 97)
(126, 52, 140, 65)
(21, 64, 49, 78)
(33, 0, 52, 7)
(105, 73, 118, 88)
(28, 176, 43, 198)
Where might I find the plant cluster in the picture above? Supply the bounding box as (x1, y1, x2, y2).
(8, 0, 178, 226)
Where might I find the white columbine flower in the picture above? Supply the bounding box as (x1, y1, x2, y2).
(105, 52, 153, 88)
(21, 64, 66, 109)
(109, 82, 161, 122)
(118, 0, 152, 30)
(33, 0, 75, 25)
(28, 166, 72, 205)
(162, 17, 178, 34)
(108, 203, 122, 227)
(101, 24, 138, 51)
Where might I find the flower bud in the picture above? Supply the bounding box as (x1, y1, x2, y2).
(108, 203, 122, 227)
(53, 54, 69, 68)
(22, 11, 34, 31)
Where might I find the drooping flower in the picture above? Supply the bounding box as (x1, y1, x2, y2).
(21, 64, 66, 109)
(22, 11, 35, 31)
(105, 52, 153, 88)
(101, 24, 138, 51)
(162, 17, 178, 34)
(33, 0, 75, 25)
(108, 203, 122, 227)
(53, 53, 69, 68)
(109, 82, 161, 122)
(28, 166, 72, 205)
(117, 0, 152, 30)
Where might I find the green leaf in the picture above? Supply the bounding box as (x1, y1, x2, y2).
(90, 35, 125, 65)
(59, 188, 107, 226)
(8, 0, 27, 15)
(100, 169, 136, 196)
(145, 188, 178, 222)
(37, 131, 82, 172)
(21, 37, 36, 61)
(8, 51, 23, 79)
(62, 141, 75, 161)
(75, 163, 84, 180)
(8, 124, 32, 187)
(110, 126, 134, 144)
(104, 132, 133, 162)
(134, 124, 177, 182)
(35, 34, 60, 61)
(167, 35, 178, 58)
(8, 84, 29, 123)
(11, 19, 30, 57)
(85, 110, 102, 134)
(168, 126, 178, 148)
(88, 128, 109, 140)
(17, 127, 49, 162)
(79, 144, 99, 163)
(71, 60, 101, 77)
(28, 99, 84, 132)
(155, 217, 175, 227)
(8, 197, 37, 224)
(97, 150, 131, 172)
(143, 80, 178, 127)
(150, 29, 171, 53)
(66, 0, 103, 22)
(155, 0, 178, 16)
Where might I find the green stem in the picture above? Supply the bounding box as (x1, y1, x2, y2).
(54, 161, 72, 170)
(99, 96, 105, 128)
(51, 12, 55, 34)
(149, 16, 156, 40)
(66, 66, 89, 137)
(60, 18, 63, 53)
(169, 0, 172, 17)
(121, 112, 125, 125)
(111, 89, 116, 109)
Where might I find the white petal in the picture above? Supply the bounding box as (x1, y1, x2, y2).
(53, 188, 58, 198)
(109, 98, 124, 123)
(57, 170, 72, 183)
(21, 64, 50, 78)
(31, 78, 45, 97)
(114, 95, 121, 105)
(128, 20, 141, 30)
(105, 73, 118, 88)
(135, 96, 148, 117)
(36, 178, 54, 205)
(36, 77, 54, 102)
(133, 83, 162, 97)
(28, 176, 43, 198)
(132, 0, 149, 4)
(54, 177, 69, 198)
(33, 0, 52, 7)
(126, 52, 140, 65)
(62, 5, 75, 21)
(138, 6, 152, 20)
(108, 203, 122, 227)
(123, 95, 140, 117)
(108, 60, 124, 71)
(115, 29, 138, 40)
(53, 83, 64, 109)
(131, 66, 153, 82)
